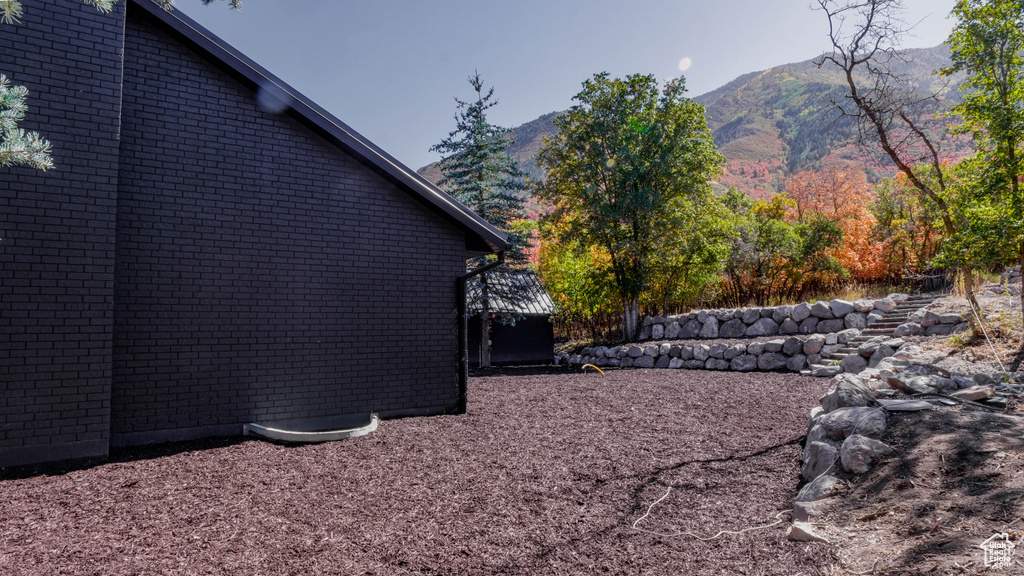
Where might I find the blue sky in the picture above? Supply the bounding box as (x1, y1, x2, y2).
(174, 0, 957, 171)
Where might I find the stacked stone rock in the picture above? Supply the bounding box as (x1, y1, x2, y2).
(637, 296, 906, 342)
(561, 329, 903, 374)
(792, 344, 1020, 523)
(891, 309, 970, 338)
(1002, 265, 1022, 285)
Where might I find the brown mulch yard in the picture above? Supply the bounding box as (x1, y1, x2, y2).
(1, 368, 836, 575)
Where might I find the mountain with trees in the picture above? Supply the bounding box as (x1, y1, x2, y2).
(418, 45, 970, 198)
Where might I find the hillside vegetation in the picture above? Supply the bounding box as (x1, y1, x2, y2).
(418, 46, 970, 197)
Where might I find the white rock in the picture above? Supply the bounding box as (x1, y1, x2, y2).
(787, 522, 831, 544)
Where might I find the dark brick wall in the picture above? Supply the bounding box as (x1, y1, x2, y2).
(0, 0, 124, 468)
(110, 5, 465, 445)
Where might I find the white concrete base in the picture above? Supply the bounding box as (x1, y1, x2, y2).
(243, 413, 378, 443)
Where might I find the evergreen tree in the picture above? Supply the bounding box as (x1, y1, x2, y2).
(1, 0, 239, 171)
(431, 72, 529, 368)
(431, 71, 529, 267)
(0, 74, 52, 170)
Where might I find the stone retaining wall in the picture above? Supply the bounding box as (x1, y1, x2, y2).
(638, 295, 908, 341)
(562, 331, 894, 376)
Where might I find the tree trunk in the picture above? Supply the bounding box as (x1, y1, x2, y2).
(622, 295, 640, 342)
(479, 273, 491, 368)
(479, 312, 491, 368)
(1019, 242, 1024, 339)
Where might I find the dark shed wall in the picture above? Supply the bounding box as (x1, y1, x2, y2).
(0, 0, 124, 467)
(111, 7, 465, 445)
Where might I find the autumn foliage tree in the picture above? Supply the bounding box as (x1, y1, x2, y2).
(784, 164, 885, 280)
(871, 169, 947, 279)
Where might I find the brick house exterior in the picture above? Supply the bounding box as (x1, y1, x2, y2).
(0, 0, 505, 468)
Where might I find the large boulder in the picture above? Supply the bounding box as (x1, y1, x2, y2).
(799, 317, 819, 334)
(844, 312, 868, 330)
(812, 365, 843, 377)
(773, 305, 794, 324)
(699, 316, 720, 338)
(705, 358, 730, 370)
(919, 310, 941, 327)
(950, 385, 995, 401)
(892, 322, 922, 337)
(853, 298, 875, 313)
(651, 324, 664, 340)
(818, 319, 844, 333)
(730, 354, 758, 371)
(746, 317, 780, 337)
(836, 328, 861, 345)
(783, 337, 805, 356)
(708, 343, 728, 359)
(810, 301, 835, 319)
(795, 474, 843, 502)
(644, 345, 659, 357)
(723, 344, 746, 360)
(664, 321, 681, 339)
(780, 318, 800, 334)
(840, 354, 868, 374)
(819, 406, 886, 439)
(802, 441, 839, 481)
(841, 434, 894, 474)
(868, 344, 896, 368)
(803, 334, 826, 355)
(786, 354, 808, 372)
(679, 319, 703, 338)
(821, 375, 877, 412)
(627, 345, 643, 358)
(792, 302, 812, 322)
(873, 297, 897, 313)
(719, 318, 748, 338)
(758, 352, 789, 371)
(693, 344, 710, 361)
(654, 355, 671, 369)
(829, 299, 856, 318)
(741, 308, 761, 324)
(633, 355, 655, 368)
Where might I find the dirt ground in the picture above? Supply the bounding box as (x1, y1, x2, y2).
(0, 369, 835, 576)
(811, 284, 1024, 575)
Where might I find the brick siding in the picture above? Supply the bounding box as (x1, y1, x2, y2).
(0, 0, 124, 467)
(0, 0, 469, 467)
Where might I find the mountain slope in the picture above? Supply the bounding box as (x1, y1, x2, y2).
(419, 45, 968, 197)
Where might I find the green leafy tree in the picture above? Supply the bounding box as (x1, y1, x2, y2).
(536, 72, 725, 341)
(431, 72, 529, 366)
(2, 0, 239, 170)
(720, 191, 845, 306)
(646, 198, 732, 315)
(943, 0, 1024, 319)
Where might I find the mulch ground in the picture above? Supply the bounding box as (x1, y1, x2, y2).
(0, 367, 836, 575)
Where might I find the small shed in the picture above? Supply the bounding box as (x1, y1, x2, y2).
(467, 269, 555, 367)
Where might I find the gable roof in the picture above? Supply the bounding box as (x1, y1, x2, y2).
(129, 0, 506, 258)
(467, 268, 555, 316)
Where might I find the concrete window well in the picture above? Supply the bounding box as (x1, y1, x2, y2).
(243, 414, 379, 443)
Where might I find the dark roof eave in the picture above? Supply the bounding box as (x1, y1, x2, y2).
(127, 0, 507, 256)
